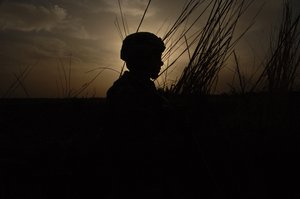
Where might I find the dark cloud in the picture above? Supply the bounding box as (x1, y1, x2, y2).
(0, 2, 66, 32)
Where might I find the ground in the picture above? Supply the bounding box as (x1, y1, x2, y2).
(1, 94, 300, 198)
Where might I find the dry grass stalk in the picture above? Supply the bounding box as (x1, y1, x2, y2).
(171, 0, 255, 95)
(228, 51, 246, 94)
(251, 0, 300, 94)
(72, 67, 120, 98)
(56, 54, 73, 98)
(2, 60, 38, 98)
(159, 0, 209, 71)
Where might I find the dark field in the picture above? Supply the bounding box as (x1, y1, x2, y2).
(1, 93, 300, 198)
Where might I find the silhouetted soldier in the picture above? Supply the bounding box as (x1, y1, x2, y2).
(106, 32, 167, 133)
(105, 32, 216, 199)
(105, 32, 185, 198)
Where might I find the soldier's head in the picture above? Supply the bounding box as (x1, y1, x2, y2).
(120, 32, 165, 79)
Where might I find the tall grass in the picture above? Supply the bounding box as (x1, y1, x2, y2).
(171, 0, 256, 95)
(158, 0, 208, 78)
(228, 50, 258, 94)
(112, 0, 260, 96)
(72, 67, 120, 98)
(251, 0, 300, 94)
(2, 60, 39, 98)
(56, 54, 73, 98)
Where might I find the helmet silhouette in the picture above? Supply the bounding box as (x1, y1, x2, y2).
(120, 32, 165, 62)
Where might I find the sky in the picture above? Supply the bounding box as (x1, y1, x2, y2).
(0, 0, 300, 98)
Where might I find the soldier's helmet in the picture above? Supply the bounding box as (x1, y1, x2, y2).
(120, 32, 165, 63)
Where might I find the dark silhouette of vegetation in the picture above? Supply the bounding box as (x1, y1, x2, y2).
(2, 60, 39, 98)
(1, 1, 300, 198)
(251, 0, 300, 94)
(56, 54, 73, 98)
(171, 0, 256, 95)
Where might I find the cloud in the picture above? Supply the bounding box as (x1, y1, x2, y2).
(0, 2, 67, 32)
(0, 34, 68, 64)
(100, 0, 156, 17)
(0, 1, 95, 40)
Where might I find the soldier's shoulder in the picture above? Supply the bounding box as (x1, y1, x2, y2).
(106, 75, 136, 98)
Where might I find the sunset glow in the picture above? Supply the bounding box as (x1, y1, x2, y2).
(0, 0, 299, 98)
